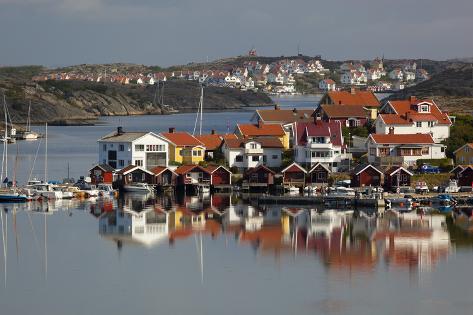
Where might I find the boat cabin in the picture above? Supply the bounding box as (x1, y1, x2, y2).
(351, 164, 383, 187)
(89, 164, 116, 184)
(307, 162, 331, 185)
(281, 162, 307, 187)
(384, 166, 413, 192)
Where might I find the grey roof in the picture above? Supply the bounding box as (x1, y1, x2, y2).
(99, 131, 148, 143)
(352, 163, 382, 175)
(90, 164, 115, 172)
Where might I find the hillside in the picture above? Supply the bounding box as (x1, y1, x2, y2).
(391, 64, 473, 113)
(0, 68, 273, 124)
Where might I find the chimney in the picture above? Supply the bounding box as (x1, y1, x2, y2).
(169, 127, 175, 133)
(350, 87, 356, 95)
(211, 129, 216, 135)
(388, 127, 394, 135)
(117, 126, 124, 135)
(258, 120, 263, 128)
(274, 104, 280, 110)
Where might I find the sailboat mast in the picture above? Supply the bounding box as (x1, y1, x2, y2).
(199, 85, 203, 136)
(27, 101, 31, 132)
(44, 123, 47, 183)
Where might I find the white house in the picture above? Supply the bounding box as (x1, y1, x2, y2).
(341, 71, 367, 85)
(293, 121, 350, 172)
(267, 72, 285, 84)
(388, 69, 403, 81)
(367, 133, 446, 166)
(403, 71, 416, 81)
(318, 79, 336, 91)
(376, 97, 452, 143)
(222, 137, 283, 171)
(98, 127, 169, 170)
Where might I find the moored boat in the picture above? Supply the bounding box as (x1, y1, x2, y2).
(123, 183, 152, 193)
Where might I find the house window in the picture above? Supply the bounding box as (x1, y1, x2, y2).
(235, 155, 243, 162)
(102, 159, 106, 164)
(416, 122, 422, 128)
(135, 145, 144, 151)
(250, 143, 257, 149)
(135, 160, 143, 167)
(263, 155, 267, 163)
(192, 150, 202, 157)
(119, 160, 124, 167)
(102, 144, 107, 151)
(272, 155, 278, 159)
(379, 148, 390, 156)
(317, 172, 326, 180)
(428, 121, 434, 127)
(465, 147, 469, 153)
(370, 148, 376, 156)
(252, 156, 259, 162)
(119, 144, 125, 151)
(421, 147, 429, 155)
(441, 147, 445, 152)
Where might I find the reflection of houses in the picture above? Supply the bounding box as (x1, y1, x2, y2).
(99, 208, 168, 247)
(89, 164, 115, 184)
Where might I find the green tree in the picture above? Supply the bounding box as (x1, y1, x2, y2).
(443, 114, 473, 157)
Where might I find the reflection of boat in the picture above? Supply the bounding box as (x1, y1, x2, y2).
(123, 183, 152, 193)
(385, 197, 413, 212)
(287, 186, 299, 194)
(430, 194, 456, 205)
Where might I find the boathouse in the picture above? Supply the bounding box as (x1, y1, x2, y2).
(307, 162, 331, 185)
(458, 166, 473, 187)
(450, 165, 466, 180)
(243, 165, 275, 191)
(89, 164, 115, 184)
(116, 165, 154, 186)
(151, 166, 178, 187)
(205, 165, 232, 189)
(384, 166, 413, 192)
(175, 165, 211, 187)
(281, 162, 307, 187)
(351, 164, 383, 187)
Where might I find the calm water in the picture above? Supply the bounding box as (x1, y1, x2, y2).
(1, 94, 473, 315)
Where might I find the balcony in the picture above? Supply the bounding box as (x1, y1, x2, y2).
(244, 148, 264, 154)
(307, 142, 333, 149)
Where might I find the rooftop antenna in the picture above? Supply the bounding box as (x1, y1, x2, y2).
(297, 43, 301, 56)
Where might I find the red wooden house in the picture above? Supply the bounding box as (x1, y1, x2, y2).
(205, 165, 232, 187)
(174, 165, 211, 186)
(116, 165, 154, 186)
(307, 162, 331, 185)
(151, 166, 178, 186)
(458, 166, 473, 187)
(450, 165, 466, 180)
(280, 162, 307, 187)
(244, 165, 275, 188)
(89, 164, 115, 184)
(351, 164, 383, 187)
(384, 166, 413, 192)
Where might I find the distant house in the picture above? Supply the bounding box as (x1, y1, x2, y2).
(384, 166, 413, 192)
(280, 162, 307, 187)
(376, 97, 452, 143)
(235, 122, 289, 149)
(160, 128, 206, 164)
(319, 79, 336, 91)
(351, 164, 383, 187)
(98, 127, 169, 170)
(89, 164, 115, 185)
(319, 89, 381, 119)
(222, 137, 283, 171)
(367, 133, 446, 166)
(307, 163, 331, 185)
(454, 143, 473, 165)
(388, 69, 403, 81)
(315, 104, 369, 127)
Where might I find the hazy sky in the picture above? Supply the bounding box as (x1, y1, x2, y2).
(1, 0, 472, 67)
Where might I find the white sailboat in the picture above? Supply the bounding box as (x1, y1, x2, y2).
(23, 101, 38, 140)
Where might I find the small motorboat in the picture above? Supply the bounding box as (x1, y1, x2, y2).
(328, 186, 356, 197)
(287, 186, 300, 194)
(0, 191, 28, 203)
(444, 180, 460, 193)
(123, 183, 152, 193)
(303, 186, 316, 194)
(97, 184, 117, 197)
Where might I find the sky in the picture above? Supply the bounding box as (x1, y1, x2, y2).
(0, 0, 472, 67)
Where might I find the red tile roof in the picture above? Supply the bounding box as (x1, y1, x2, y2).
(256, 109, 314, 123)
(195, 134, 224, 150)
(379, 114, 412, 125)
(161, 132, 204, 146)
(224, 137, 283, 149)
(370, 133, 434, 144)
(150, 166, 176, 176)
(326, 90, 380, 107)
(294, 121, 344, 147)
(237, 123, 285, 137)
(385, 99, 451, 126)
(174, 165, 209, 175)
(320, 104, 368, 118)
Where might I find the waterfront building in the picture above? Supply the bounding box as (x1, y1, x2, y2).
(280, 162, 307, 188)
(454, 143, 473, 165)
(222, 137, 283, 171)
(116, 165, 154, 186)
(367, 133, 446, 166)
(458, 166, 473, 187)
(150, 166, 178, 187)
(307, 162, 331, 185)
(98, 127, 169, 170)
(351, 164, 383, 187)
(383, 166, 413, 192)
(243, 165, 276, 190)
(89, 164, 115, 184)
(376, 97, 452, 143)
(160, 128, 206, 164)
(292, 120, 349, 172)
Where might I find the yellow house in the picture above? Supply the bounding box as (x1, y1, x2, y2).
(161, 129, 206, 164)
(454, 143, 473, 165)
(235, 122, 290, 150)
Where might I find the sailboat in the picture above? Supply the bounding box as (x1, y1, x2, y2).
(22, 101, 38, 140)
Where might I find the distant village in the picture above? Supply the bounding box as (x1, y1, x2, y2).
(33, 50, 430, 95)
(91, 89, 473, 194)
